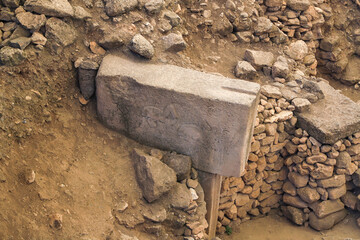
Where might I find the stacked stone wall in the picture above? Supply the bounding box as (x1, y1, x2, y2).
(217, 86, 360, 233)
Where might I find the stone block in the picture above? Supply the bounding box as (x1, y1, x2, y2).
(96, 55, 260, 177)
(296, 81, 360, 144)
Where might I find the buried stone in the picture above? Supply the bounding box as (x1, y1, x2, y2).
(96, 55, 260, 177)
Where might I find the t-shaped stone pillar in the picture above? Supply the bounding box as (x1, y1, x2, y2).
(96, 55, 260, 238)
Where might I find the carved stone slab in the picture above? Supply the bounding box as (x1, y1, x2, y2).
(96, 55, 260, 177)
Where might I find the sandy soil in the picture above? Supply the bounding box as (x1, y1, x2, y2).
(220, 210, 360, 240)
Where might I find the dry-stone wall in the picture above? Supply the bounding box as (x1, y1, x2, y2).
(217, 84, 360, 233)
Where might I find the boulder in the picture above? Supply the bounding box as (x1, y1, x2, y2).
(234, 61, 257, 80)
(309, 209, 347, 231)
(162, 33, 186, 52)
(129, 34, 154, 59)
(132, 149, 177, 202)
(24, 0, 74, 17)
(0, 46, 25, 66)
(105, 0, 138, 17)
(16, 11, 46, 31)
(162, 152, 192, 181)
(244, 49, 274, 68)
(309, 199, 344, 218)
(285, 40, 308, 61)
(281, 206, 305, 225)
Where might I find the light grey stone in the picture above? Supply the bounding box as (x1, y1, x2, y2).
(272, 56, 289, 79)
(261, 85, 282, 99)
(129, 34, 154, 59)
(244, 49, 274, 68)
(296, 81, 360, 144)
(24, 0, 74, 17)
(0, 46, 25, 66)
(292, 98, 311, 112)
(144, 0, 164, 14)
(96, 55, 260, 177)
(254, 17, 274, 34)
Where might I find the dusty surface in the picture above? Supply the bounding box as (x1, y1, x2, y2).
(220, 210, 360, 240)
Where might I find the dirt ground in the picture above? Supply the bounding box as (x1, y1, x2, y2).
(220, 210, 360, 240)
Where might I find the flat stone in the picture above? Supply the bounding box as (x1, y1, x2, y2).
(327, 184, 346, 200)
(309, 199, 344, 218)
(309, 209, 347, 231)
(142, 204, 167, 223)
(132, 149, 177, 202)
(287, 0, 310, 11)
(283, 194, 308, 208)
(96, 55, 260, 177)
(24, 0, 74, 17)
(244, 49, 275, 68)
(105, 0, 138, 17)
(317, 175, 345, 188)
(45, 17, 76, 49)
(296, 81, 360, 144)
(261, 85, 282, 99)
(292, 98, 311, 112)
(9, 37, 31, 50)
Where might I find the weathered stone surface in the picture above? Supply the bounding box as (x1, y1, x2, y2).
(287, 0, 310, 11)
(283, 194, 308, 208)
(272, 56, 289, 79)
(162, 33, 186, 52)
(2, 0, 20, 8)
(9, 37, 31, 50)
(254, 17, 273, 34)
(353, 169, 360, 187)
(144, 0, 164, 14)
(24, 0, 74, 17)
(296, 81, 360, 144)
(234, 61, 257, 80)
(105, 0, 138, 17)
(99, 32, 124, 50)
(244, 50, 274, 68)
(261, 85, 282, 99)
(285, 40, 308, 61)
(282, 206, 305, 225)
(292, 98, 311, 112)
(297, 187, 320, 204)
(45, 17, 76, 50)
(162, 152, 191, 181)
(336, 151, 351, 168)
(288, 172, 308, 188)
(310, 163, 333, 180)
(341, 192, 358, 210)
(168, 183, 192, 209)
(73, 6, 91, 20)
(96, 55, 260, 177)
(129, 34, 154, 59)
(132, 149, 177, 202)
(309, 199, 344, 218)
(327, 185, 346, 200)
(317, 175, 345, 188)
(142, 204, 167, 223)
(16, 11, 46, 31)
(309, 209, 347, 231)
(31, 32, 47, 45)
(0, 46, 25, 66)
